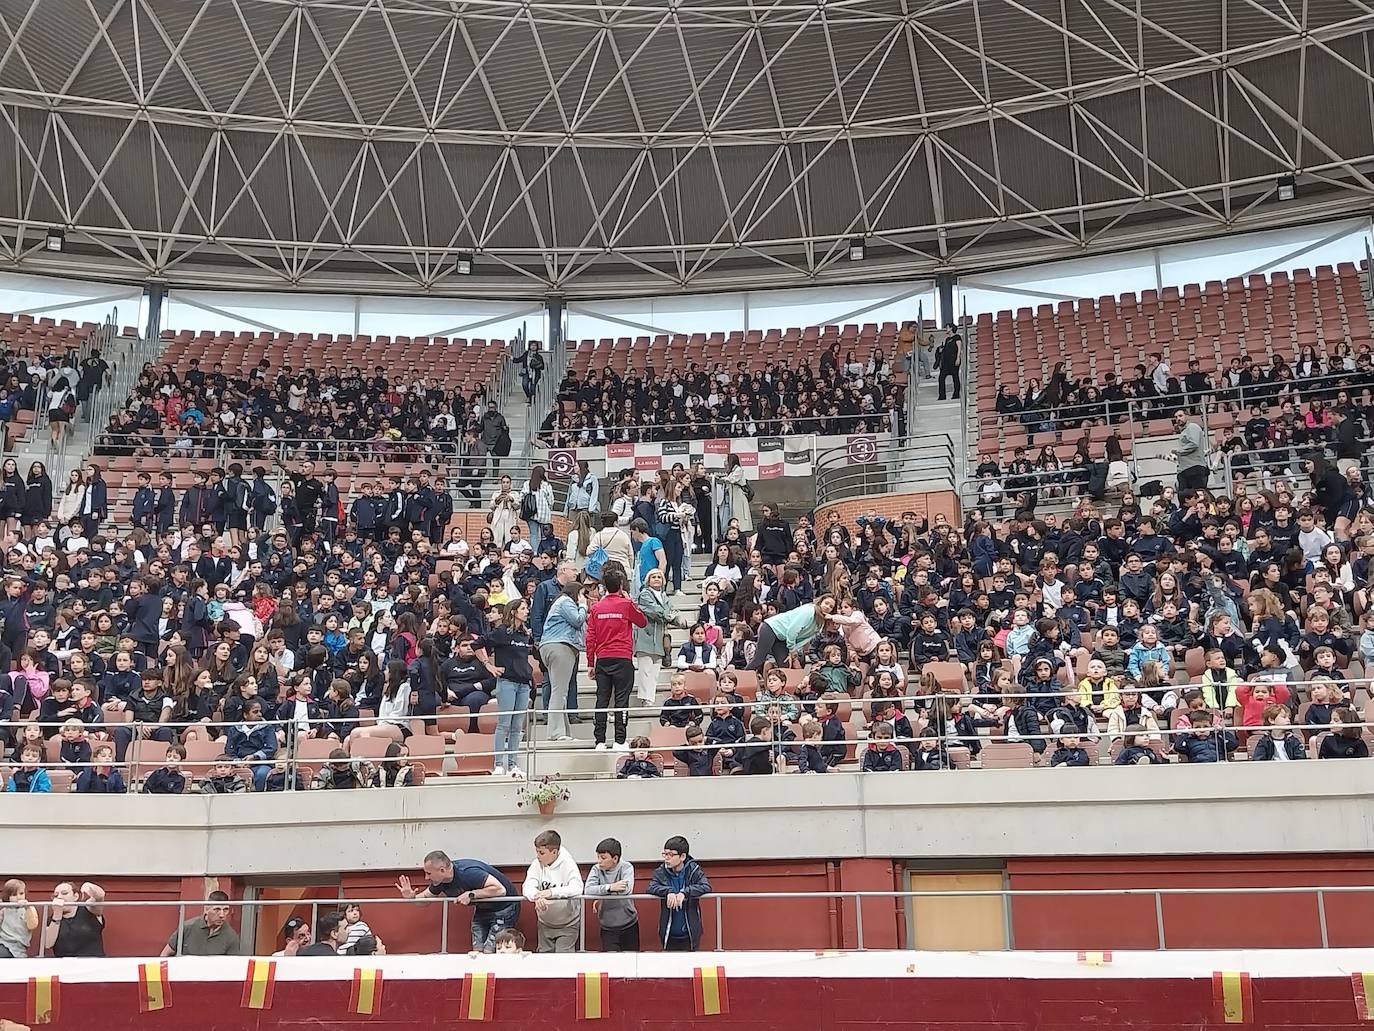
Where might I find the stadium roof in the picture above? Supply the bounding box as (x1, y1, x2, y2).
(1, 0, 1374, 298)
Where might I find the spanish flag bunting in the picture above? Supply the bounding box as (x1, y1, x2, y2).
(241, 959, 277, 1011)
(1352, 972, 1374, 1021)
(1077, 951, 1113, 966)
(1212, 971, 1252, 1024)
(577, 972, 610, 1020)
(461, 971, 496, 1021)
(349, 968, 384, 1017)
(26, 976, 59, 1026)
(693, 966, 729, 1017)
(138, 959, 171, 1013)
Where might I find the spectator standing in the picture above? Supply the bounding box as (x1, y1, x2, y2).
(521, 829, 584, 953)
(1333, 408, 1365, 475)
(485, 599, 538, 777)
(395, 850, 520, 954)
(584, 837, 638, 952)
(647, 835, 710, 951)
(586, 566, 646, 750)
(746, 595, 837, 671)
(1171, 409, 1209, 490)
(489, 475, 520, 547)
(520, 465, 555, 556)
(0, 879, 38, 958)
(585, 514, 635, 582)
(161, 890, 240, 957)
(21, 461, 51, 536)
(43, 881, 105, 958)
(78, 463, 108, 540)
(538, 577, 587, 742)
(565, 460, 599, 558)
(916, 329, 936, 381)
(936, 326, 962, 401)
(634, 568, 687, 707)
(479, 401, 511, 476)
(714, 455, 753, 540)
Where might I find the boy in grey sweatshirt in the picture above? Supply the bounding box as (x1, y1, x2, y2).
(582, 837, 639, 951)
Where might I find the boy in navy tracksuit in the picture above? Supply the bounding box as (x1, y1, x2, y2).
(794, 722, 830, 773)
(861, 722, 903, 771)
(816, 697, 847, 768)
(673, 725, 714, 776)
(131, 473, 156, 531)
(911, 730, 949, 770)
(1049, 734, 1090, 767)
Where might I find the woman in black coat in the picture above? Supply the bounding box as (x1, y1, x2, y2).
(0, 457, 24, 535)
(21, 461, 52, 535)
(1306, 455, 1349, 527)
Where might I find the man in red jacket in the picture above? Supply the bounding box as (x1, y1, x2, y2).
(586, 565, 647, 750)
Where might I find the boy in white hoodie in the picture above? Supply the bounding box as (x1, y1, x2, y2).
(522, 829, 585, 953)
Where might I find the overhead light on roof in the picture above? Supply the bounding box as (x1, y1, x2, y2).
(1277, 174, 1296, 203)
(848, 238, 865, 262)
(45, 228, 64, 252)
(454, 253, 474, 276)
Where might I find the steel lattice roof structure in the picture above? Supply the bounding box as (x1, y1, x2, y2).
(1, 0, 1373, 298)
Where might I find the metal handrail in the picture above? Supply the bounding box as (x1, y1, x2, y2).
(813, 436, 956, 507)
(3, 884, 1370, 954)
(535, 409, 902, 447)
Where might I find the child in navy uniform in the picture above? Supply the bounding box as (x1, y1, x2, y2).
(815, 694, 847, 769)
(704, 695, 745, 750)
(860, 722, 903, 771)
(794, 721, 830, 773)
(74, 744, 126, 793)
(1114, 728, 1166, 765)
(1050, 734, 1090, 767)
(658, 673, 703, 728)
(911, 729, 948, 771)
(143, 744, 189, 793)
(617, 736, 662, 778)
(1319, 708, 1370, 759)
(672, 724, 713, 777)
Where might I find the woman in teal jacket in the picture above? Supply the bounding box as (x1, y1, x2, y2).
(746, 594, 837, 671)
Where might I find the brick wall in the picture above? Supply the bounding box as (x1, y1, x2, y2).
(814, 489, 961, 529)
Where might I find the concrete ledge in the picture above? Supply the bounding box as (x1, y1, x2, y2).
(4, 761, 1368, 877)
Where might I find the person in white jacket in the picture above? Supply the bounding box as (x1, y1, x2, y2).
(522, 829, 585, 953)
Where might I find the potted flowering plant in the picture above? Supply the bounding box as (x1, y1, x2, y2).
(516, 775, 571, 816)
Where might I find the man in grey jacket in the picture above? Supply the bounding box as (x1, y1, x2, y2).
(583, 836, 639, 951)
(1171, 409, 1210, 490)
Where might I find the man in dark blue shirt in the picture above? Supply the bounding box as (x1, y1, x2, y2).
(395, 850, 519, 953)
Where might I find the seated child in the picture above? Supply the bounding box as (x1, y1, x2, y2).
(860, 721, 903, 771)
(813, 644, 862, 697)
(1049, 733, 1090, 767)
(143, 744, 188, 794)
(730, 716, 779, 775)
(1114, 727, 1166, 765)
(672, 724, 713, 777)
(74, 744, 126, 793)
(1247, 704, 1305, 761)
(617, 736, 662, 779)
(658, 673, 703, 728)
(910, 728, 948, 771)
(201, 755, 248, 794)
(1173, 710, 1238, 763)
(1234, 680, 1291, 728)
(757, 668, 801, 723)
(794, 721, 830, 774)
(5, 743, 52, 792)
(1319, 707, 1370, 759)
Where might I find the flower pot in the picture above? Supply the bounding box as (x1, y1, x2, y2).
(537, 799, 558, 817)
